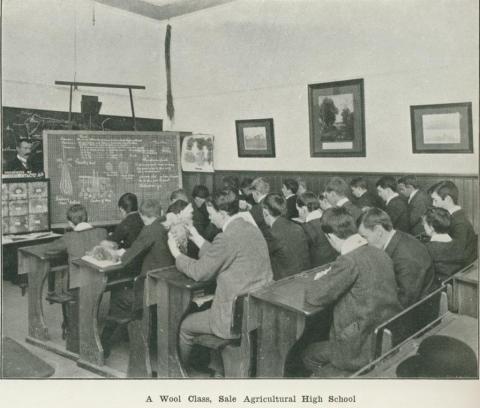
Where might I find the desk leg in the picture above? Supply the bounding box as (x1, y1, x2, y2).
(26, 256, 50, 341)
(65, 288, 80, 354)
(156, 282, 191, 378)
(255, 301, 305, 378)
(78, 271, 108, 368)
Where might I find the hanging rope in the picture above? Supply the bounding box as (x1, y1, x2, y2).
(165, 24, 175, 122)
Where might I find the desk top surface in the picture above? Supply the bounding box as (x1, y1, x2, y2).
(148, 267, 215, 290)
(2, 232, 62, 246)
(18, 242, 66, 260)
(455, 260, 479, 284)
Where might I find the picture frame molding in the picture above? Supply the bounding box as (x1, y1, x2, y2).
(235, 118, 276, 158)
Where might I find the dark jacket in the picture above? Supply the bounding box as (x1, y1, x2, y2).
(302, 217, 338, 267)
(352, 192, 381, 211)
(306, 244, 402, 371)
(386, 196, 410, 232)
(450, 209, 478, 265)
(285, 195, 299, 220)
(109, 211, 144, 249)
(250, 198, 274, 250)
(385, 230, 436, 308)
(4, 156, 41, 173)
(269, 216, 311, 280)
(408, 190, 431, 236)
(340, 200, 363, 223)
(426, 240, 465, 282)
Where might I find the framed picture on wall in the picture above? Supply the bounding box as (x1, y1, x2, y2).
(410, 102, 473, 153)
(308, 78, 365, 157)
(236, 118, 275, 157)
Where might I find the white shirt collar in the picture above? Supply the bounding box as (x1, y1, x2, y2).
(408, 189, 419, 204)
(257, 193, 267, 203)
(383, 229, 396, 250)
(386, 193, 399, 206)
(336, 197, 349, 207)
(430, 233, 452, 243)
(17, 154, 28, 165)
(448, 206, 462, 215)
(73, 222, 93, 231)
(222, 212, 257, 232)
(306, 209, 323, 222)
(341, 234, 368, 255)
(285, 193, 295, 200)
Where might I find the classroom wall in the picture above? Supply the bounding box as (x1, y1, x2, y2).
(2, 0, 479, 175)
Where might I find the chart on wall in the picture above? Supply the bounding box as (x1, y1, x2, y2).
(44, 131, 182, 226)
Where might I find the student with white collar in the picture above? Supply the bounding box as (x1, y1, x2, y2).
(302, 207, 401, 377)
(376, 175, 409, 232)
(324, 177, 362, 222)
(397, 175, 431, 236)
(281, 178, 300, 220)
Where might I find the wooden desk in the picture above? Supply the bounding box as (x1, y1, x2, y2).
(146, 266, 216, 378)
(454, 261, 478, 318)
(250, 269, 326, 378)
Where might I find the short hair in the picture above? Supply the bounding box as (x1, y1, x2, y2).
(398, 175, 419, 189)
(240, 177, 253, 190)
(359, 207, 393, 231)
(170, 189, 189, 203)
(350, 177, 368, 190)
(430, 180, 459, 204)
(325, 177, 349, 197)
(423, 207, 451, 234)
(16, 138, 32, 148)
(262, 193, 286, 217)
(209, 189, 239, 216)
(296, 192, 320, 212)
(222, 176, 239, 191)
(139, 199, 162, 218)
(376, 175, 397, 192)
(192, 184, 209, 199)
(67, 204, 88, 225)
(118, 192, 138, 213)
(321, 207, 357, 239)
(167, 199, 189, 214)
(250, 177, 270, 195)
(296, 178, 307, 189)
(283, 178, 299, 194)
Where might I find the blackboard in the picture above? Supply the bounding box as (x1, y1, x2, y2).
(43, 131, 182, 226)
(2, 106, 163, 175)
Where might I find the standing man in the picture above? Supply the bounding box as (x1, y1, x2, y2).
(5, 139, 36, 173)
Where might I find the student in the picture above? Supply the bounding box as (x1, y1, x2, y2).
(422, 207, 465, 281)
(249, 177, 273, 244)
(281, 178, 300, 220)
(302, 208, 402, 377)
(324, 177, 362, 222)
(430, 180, 478, 265)
(376, 176, 409, 232)
(397, 175, 431, 236)
(296, 178, 308, 197)
(358, 208, 436, 308)
(239, 177, 255, 208)
(169, 188, 189, 204)
(191, 184, 220, 242)
(263, 193, 311, 280)
(349, 177, 380, 212)
(167, 189, 272, 374)
(296, 192, 338, 267)
(108, 193, 144, 249)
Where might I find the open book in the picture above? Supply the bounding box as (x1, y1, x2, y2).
(81, 255, 122, 268)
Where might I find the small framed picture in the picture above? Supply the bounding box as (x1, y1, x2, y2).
(410, 102, 473, 153)
(236, 118, 275, 158)
(308, 78, 366, 157)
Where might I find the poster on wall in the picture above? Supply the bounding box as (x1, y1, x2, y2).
(181, 134, 214, 173)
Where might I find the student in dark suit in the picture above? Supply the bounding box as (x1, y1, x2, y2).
(324, 177, 362, 222)
(108, 193, 144, 249)
(302, 208, 402, 377)
(397, 175, 431, 237)
(249, 177, 274, 246)
(239, 177, 256, 208)
(376, 176, 409, 232)
(296, 192, 338, 267)
(358, 208, 436, 308)
(167, 189, 272, 375)
(422, 207, 465, 281)
(430, 180, 478, 265)
(190, 184, 220, 243)
(349, 177, 381, 212)
(262, 193, 311, 280)
(281, 178, 300, 220)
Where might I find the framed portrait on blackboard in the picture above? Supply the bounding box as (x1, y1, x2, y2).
(410, 102, 473, 153)
(236, 118, 275, 158)
(308, 78, 365, 157)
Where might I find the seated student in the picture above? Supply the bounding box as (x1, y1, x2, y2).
(430, 180, 478, 265)
(191, 184, 220, 242)
(350, 177, 380, 212)
(167, 189, 272, 374)
(324, 177, 362, 222)
(422, 207, 465, 281)
(101, 199, 175, 356)
(397, 175, 431, 237)
(164, 199, 198, 258)
(358, 208, 436, 308)
(296, 191, 338, 267)
(108, 193, 144, 249)
(249, 177, 274, 244)
(296, 178, 308, 197)
(281, 178, 300, 220)
(239, 177, 256, 208)
(376, 176, 409, 232)
(221, 175, 240, 192)
(263, 193, 311, 280)
(302, 208, 402, 377)
(170, 188, 189, 204)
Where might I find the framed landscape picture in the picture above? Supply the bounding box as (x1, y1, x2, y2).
(236, 118, 275, 157)
(308, 78, 365, 157)
(410, 102, 473, 153)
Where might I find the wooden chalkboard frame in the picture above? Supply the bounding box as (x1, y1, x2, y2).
(43, 130, 182, 228)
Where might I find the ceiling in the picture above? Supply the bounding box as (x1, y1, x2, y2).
(94, 0, 237, 21)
